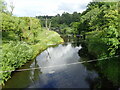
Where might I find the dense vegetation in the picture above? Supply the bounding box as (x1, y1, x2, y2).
(0, 0, 63, 85)
(76, 1, 120, 86)
(78, 2, 120, 58)
(36, 12, 81, 35)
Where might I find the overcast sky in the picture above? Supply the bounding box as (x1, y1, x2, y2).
(5, 0, 92, 17)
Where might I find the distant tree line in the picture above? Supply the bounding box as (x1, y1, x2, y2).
(36, 12, 81, 34)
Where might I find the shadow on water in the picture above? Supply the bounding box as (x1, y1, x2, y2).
(2, 37, 120, 89)
(78, 40, 120, 89)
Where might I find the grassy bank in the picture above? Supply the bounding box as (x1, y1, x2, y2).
(32, 30, 64, 58)
(1, 11, 64, 85)
(1, 29, 63, 85)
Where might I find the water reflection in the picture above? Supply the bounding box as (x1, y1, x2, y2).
(36, 43, 82, 73)
(2, 42, 99, 88)
(28, 43, 98, 88)
(78, 44, 120, 89)
(3, 41, 118, 89)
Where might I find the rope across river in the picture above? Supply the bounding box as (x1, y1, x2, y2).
(0, 55, 119, 73)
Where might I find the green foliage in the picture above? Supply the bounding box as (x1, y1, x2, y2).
(70, 22, 80, 34)
(1, 8, 63, 85)
(77, 2, 120, 57)
(87, 37, 109, 58)
(20, 17, 41, 30)
(1, 41, 33, 84)
(77, 1, 120, 87)
(37, 12, 81, 33)
(61, 27, 73, 35)
(2, 13, 42, 42)
(2, 13, 19, 31)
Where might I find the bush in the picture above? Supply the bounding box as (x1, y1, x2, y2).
(1, 41, 33, 84)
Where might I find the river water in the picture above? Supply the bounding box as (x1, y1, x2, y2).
(2, 38, 120, 89)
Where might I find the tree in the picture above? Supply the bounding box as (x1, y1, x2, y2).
(77, 1, 119, 57)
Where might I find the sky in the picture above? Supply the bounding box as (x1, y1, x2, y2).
(5, 0, 93, 17)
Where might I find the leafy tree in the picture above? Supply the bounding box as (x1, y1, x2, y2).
(77, 1, 119, 57)
(37, 12, 81, 33)
(70, 22, 80, 34)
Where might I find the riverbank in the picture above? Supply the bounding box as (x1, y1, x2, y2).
(1, 30, 64, 85)
(78, 33, 120, 87)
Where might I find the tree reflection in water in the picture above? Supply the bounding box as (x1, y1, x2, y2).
(78, 44, 120, 89)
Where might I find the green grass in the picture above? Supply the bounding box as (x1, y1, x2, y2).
(32, 29, 64, 58)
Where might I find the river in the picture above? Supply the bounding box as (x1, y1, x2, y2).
(2, 38, 120, 89)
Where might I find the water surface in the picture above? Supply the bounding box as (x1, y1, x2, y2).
(2, 40, 119, 89)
